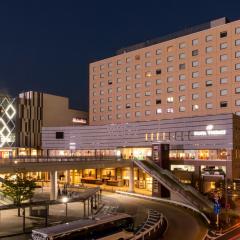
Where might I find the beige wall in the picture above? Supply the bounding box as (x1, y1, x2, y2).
(42, 93, 87, 127)
(89, 18, 240, 125)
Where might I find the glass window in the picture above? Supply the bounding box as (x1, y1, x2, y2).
(135, 92, 141, 98)
(156, 69, 162, 74)
(192, 82, 199, 89)
(135, 64, 141, 70)
(220, 66, 228, 73)
(205, 80, 212, 87)
(220, 101, 228, 108)
(179, 74, 186, 80)
(192, 39, 199, 45)
(192, 71, 199, 78)
(167, 66, 173, 72)
(145, 110, 151, 115)
(126, 57, 131, 63)
(236, 75, 240, 82)
(236, 27, 240, 34)
(145, 81, 151, 87)
(156, 99, 162, 104)
(179, 63, 186, 70)
(117, 87, 121, 92)
(179, 53, 186, 59)
(156, 79, 162, 84)
(236, 51, 240, 58)
(220, 89, 228, 96)
(135, 74, 141, 79)
(192, 104, 199, 111)
(117, 114, 121, 119)
(117, 69, 121, 74)
(156, 59, 162, 65)
(192, 49, 198, 56)
(206, 103, 213, 109)
(100, 64, 104, 70)
(156, 49, 162, 55)
(192, 93, 199, 100)
(135, 111, 141, 117)
(236, 100, 240, 106)
(220, 31, 227, 38)
(100, 73, 104, 78)
(156, 108, 162, 114)
(167, 87, 173, 93)
(206, 57, 213, 64)
(206, 46, 213, 53)
(117, 60, 122, 65)
(192, 61, 199, 67)
(179, 106, 186, 112)
(126, 67, 131, 72)
(108, 71, 112, 76)
(236, 63, 240, 70)
(167, 56, 174, 62)
(156, 89, 162, 94)
(135, 83, 141, 88)
(126, 85, 131, 90)
(179, 95, 185, 102)
(145, 91, 151, 96)
(145, 52, 151, 58)
(206, 69, 213, 75)
(145, 100, 151, 106)
(108, 88, 112, 94)
(220, 54, 228, 61)
(145, 62, 151, 67)
(108, 97, 112, 102)
(179, 42, 186, 49)
(126, 76, 131, 81)
(135, 102, 141, 107)
(108, 115, 112, 120)
(220, 42, 228, 49)
(126, 94, 131, 99)
(117, 78, 121, 83)
(167, 76, 174, 82)
(206, 35, 213, 42)
(167, 97, 174, 103)
(108, 80, 112, 85)
(206, 91, 213, 98)
(236, 87, 240, 94)
(179, 84, 186, 91)
(167, 108, 174, 113)
(236, 39, 240, 46)
(220, 78, 228, 84)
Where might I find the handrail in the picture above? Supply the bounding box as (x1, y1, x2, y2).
(132, 210, 167, 240)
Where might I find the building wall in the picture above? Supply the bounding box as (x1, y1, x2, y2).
(42, 93, 87, 127)
(17, 91, 88, 149)
(42, 113, 233, 151)
(89, 17, 240, 125)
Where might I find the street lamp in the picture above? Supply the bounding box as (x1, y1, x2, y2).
(62, 197, 69, 218)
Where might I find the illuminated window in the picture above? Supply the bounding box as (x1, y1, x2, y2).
(167, 97, 174, 103)
(156, 108, 162, 114)
(220, 66, 228, 73)
(206, 103, 213, 109)
(179, 106, 185, 112)
(192, 105, 199, 111)
(167, 108, 173, 113)
(145, 72, 152, 77)
(192, 93, 199, 100)
(192, 61, 199, 67)
(179, 95, 185, 102)
(220, 42, 227, 49)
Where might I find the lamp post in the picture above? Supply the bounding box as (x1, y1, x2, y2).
(62, 196, 69, 218)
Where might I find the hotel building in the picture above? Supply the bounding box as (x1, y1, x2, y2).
(41, 17, 240, 194)
(89, 17, 240, 125)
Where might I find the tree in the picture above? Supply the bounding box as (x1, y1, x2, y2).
(2, 173, 36, 216)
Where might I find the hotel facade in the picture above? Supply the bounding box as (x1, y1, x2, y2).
(40, 17, 240, 194)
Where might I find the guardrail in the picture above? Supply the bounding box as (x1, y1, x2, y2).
(0, 156, 128, 165)
(116, 191, 210, 225)
(133, 209, 167, 240)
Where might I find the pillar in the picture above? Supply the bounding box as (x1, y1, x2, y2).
(65, 170, 71, 184)
(129, 165, 134, 193)
(50, 171, 58, 200)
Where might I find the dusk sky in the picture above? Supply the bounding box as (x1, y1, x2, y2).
(0, 0, 240, 111)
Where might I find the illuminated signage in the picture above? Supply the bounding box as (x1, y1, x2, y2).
(0, 97, 16, 147)
(72, 118, 87, 124)
(193, 125, 226, 136)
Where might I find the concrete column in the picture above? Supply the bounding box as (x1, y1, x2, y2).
(129, 165, 134, 193)
(83, 201, 86, 218)
(50, 171, 58, 200)
(65, 170, 71, 184)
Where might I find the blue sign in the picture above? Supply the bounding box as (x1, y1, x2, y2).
(214, 202, 221, 215)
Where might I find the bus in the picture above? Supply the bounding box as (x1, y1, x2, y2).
(32, 213, 134, 240)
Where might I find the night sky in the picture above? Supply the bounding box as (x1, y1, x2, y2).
(0, 0, 240, 111)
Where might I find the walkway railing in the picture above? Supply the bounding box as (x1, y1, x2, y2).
(133, 209, 167, 240)
(0, 156, 126, 165)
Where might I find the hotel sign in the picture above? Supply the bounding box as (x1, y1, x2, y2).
(145, 124, 227, 142)
(193, 125, 226, 136)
